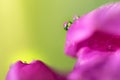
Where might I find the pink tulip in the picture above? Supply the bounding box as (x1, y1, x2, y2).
(64, 2, 120, 57)
(6, 60, 66, 80)
(68, 49, 120, 80)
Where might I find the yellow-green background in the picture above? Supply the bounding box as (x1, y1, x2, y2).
(0, 0, 119, 79)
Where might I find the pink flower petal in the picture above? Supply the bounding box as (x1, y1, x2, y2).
(68, 49, 120, 80)
(6, 60, 65, 80)
(65, 2, 120, 57)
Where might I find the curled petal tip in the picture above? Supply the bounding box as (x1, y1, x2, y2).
(6, 60, 65, 80)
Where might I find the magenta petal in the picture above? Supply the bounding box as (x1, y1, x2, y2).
(68, 50, 120, 80)
(6, 60, 64, 80)
(95, 2, 120, 35)
(64, 13, 96, 57)
(64, 2, 120, 57)
(6, 61, 28, 80)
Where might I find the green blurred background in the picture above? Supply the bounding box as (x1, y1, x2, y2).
(0, 0, 119, 79)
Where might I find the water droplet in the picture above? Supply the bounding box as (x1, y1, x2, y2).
(63, 15, 80, 31)
(63, 21, 72, 31)
(73, 15, 80, 21)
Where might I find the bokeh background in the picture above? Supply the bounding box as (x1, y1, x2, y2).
(0, 0, 119, 79)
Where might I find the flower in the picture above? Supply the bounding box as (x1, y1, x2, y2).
(64, 2, 120, 57)
(6, 60, 66, 80)
(6, 2, 120, 80)
(68, 50, 120, 80)
(65, 2, 120, 80)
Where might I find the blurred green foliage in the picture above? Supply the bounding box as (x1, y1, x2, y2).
(0, 0, 119, 79)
